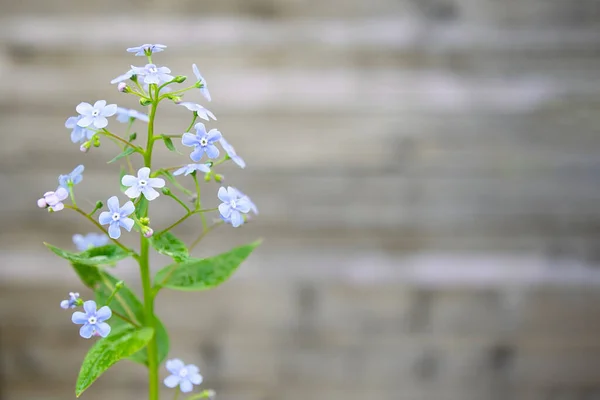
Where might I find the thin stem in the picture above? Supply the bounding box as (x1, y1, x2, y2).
(173, 388, 180, 400)
(185, 114, 198, 133)
(67, 184, 77, 208)
(63, 205, 133, 254)
(192, 174, 207, 231)
(158, 84, 196, 101)
(189, 221, 224, 251)
(161, 134, 183, 139)
(166, 191, 191, 212)
(156, 208, 218, 236)
(113, 310, 142, 328)
(100, 129, 143, 152)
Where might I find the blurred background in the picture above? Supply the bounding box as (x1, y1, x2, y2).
(1, 0, 600, 399)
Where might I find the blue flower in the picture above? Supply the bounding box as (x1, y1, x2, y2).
(132, 63, 173, 85)
(127, 44, 167, 56)
(164, 359, 203, 393)
(38, 187, 69, 212)
(173, 163, 211, 177)
(66, 116, 95, 144)
(76, 100, 117, 129)
(182, 123, 222, 162)
(121, 167, 166, 201)
(192, 64, 211, 102)
(71, 300, 112, 339)
(99, 196, 135, 239)
(73, 233, 110, 252)
(58, 164, 84, 189)
(60, 292, 80, 309)
(116, 107, 150, 123)
(178, 102, 216, 121)
(218, 186, 252, 227)
(237, 189, 258, 215)
(219, 137, 245, 169)
(110, 69, 134, 84)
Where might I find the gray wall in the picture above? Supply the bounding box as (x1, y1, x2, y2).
(1, 0, 600, 399)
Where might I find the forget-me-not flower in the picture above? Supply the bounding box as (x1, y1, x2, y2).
(132, 63, 173, 85)
(99, 196, 135, 239)
(116, 107, 150, 123)
(73, 233, 110, 252)
(182, 123, 222, 162)
(58, 165, 84, 189)
(60, 292, 80, 309)
(178, 102, 216, 121)
(38, 187, 69, 212)
(66, 116, 95, 144)
(127, 44, 167, 56)
(173, 163, 211, 177)
(110, 69, 134, 84)
(121, 167, 165, 201)
(237, 189, 258, 215)
(164, 358, 203, 393)
(219, 137, 245, 169)
(71, 300, 112, 339)
(218, 186, 252, 228)
(76, 100, 117, 129)
(192, 64, 211, 102)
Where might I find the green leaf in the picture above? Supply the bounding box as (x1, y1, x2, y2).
(161, 135, 180, 153)
(107, 146, 136, 164)
(45, 243, 131, 266)
(151, 232, 189, 262)
(136, 197, 148, 219)
(95, 273, 169, 365)
(75, 327, 154, 397)
(154, 240, 261, 291)
(71, 262, 103, 288)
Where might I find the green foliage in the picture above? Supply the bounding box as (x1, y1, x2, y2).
(75, 326, 154, 397)
(161, 135, 180, 153)
(154, 240, 261, 291)
(45, 243, 130, 266)
(151, 232, 189, 262)
(107, 146, 136, 164)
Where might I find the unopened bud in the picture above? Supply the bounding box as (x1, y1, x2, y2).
(161, 187, 172, 196)
(95, 201, 104, 209)
(214, 174, 224, 183)
(166, 94, 182, 103)
(140, 98, 152, 106)
(37, 198, 47, 208)
(93, 136, 101, 147)
(139, 217, 150, 225)
(204, 173, 211, 182)
(117, 82, 128, 92)
(143, 227, 154, 238)
(115, 280, 124, 289)
(173, 75, 187, 83)
(80, 141, 91, 153)
(128, 132, 137, 141)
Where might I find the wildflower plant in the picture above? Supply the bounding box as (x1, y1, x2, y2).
(39, 44, 260, 399)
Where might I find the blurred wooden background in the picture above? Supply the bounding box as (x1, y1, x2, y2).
(1, 0, 600, 399)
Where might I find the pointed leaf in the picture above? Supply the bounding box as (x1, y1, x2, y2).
(151, 232, 189, 262)
(75, 327, 154, 397)
(154, 240, 261, 291)
(107, 146, 136, 164)
(71, 262, 103, 288)
(161, 135, 181, 153)
(128, 315, 170, 365)
(45, 243, 131, 266)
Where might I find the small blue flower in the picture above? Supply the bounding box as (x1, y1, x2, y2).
(173, 163, 211, 177)
(38, 187, 69, 212)
(58, 164, 84, 189)
(73, 233, 110, 252)
(110, 69, 134, 84)
(60, 292, 80, 309)
(99, 196, 135, 239)
(219, 137, 245, 169)
(178, 102, 216, 121)
(132, 63, 173, 85)
(237, 189, 258, 215)
(192, 64, 211, 102)
(116, 107, 150, 123)
(182, 123, 222, 162)
(76, 100, 117, 129)
(121, 167, 166, 201)
(164, 359, 203, 393)
(66, 116, 95, 144)
(218, 186, 252, 228)
(71, 300, 112, 339)
(127, 44, 167, 56)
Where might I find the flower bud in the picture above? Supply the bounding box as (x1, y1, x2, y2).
(173, 75, 187, 83)
(204, 173, 211, 182)
(139, 217, 150, 225)
(115, 280, 124, 290)
(95, 201, 104, 209)
(165, 94, 182, 103)
(37, 198, 47, 208)
(80, 141, 91, 153)
(161, 187, 172, 196)
(143, 227, 154, 238)
(117, 82, 128, 92)
(93, 136, 101, 147)
(128, 132, 137, 141)
(140, 98, 152, 106)
(214, 174, 224, 183)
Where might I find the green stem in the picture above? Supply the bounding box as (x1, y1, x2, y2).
(192, 174, 207, 231)
(140, 85, 160, 400)
(185, 114, 198, 133)
(113, 310, 142, 328)
(67, 183, 77, 208)
(166, 191, 191, 212)
(189, 221, 224, 251)
(100, 129, 142, 152)
(156, 207, 218, 236)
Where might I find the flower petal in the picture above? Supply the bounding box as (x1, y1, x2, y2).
(164, 375, 180, 388)
(205, 144, 219, 159)
(99, 211, 113, 225)
(230, 210, 243, 227)
(190, 373, 203, 385)
(173, 166, 187, 176)
(93, 116, 108, 129)
(121, 174, 138, 187)
(235, 198, 252, 213)
(120, 217, 135, 232)
(218, 187, 230, 202)
(218, 203, 232, 218)
(190, 147, 205, 162)
(142, 186, 160, 201)
(166, 359, 184, 375)
(120, 201, 135, 216)
(182, 133, 199, 147)
(93, 100, 107, 109)
(61, 300, 70, 309)
(192, 64, 200, 79)
(76, 102, 93, 115)
(137, 167, 151, 180)
(96, 306, 112, 322)
(80, 323, 95, 339)
(55, 187, 69, 201)
(107, 196, 120, 213)
(50, 202, 65, 212)
(102, 104, 117, 117)
(83, 300, 97, 315)
(148, 177, 165, 188)
(196, 164, 211, 173)
(95, 322, 111, 337)
(206, 129, 222, 142)
(77, 115, 94, 127)
(108, 222, 122, 239)
(179, 380, 193, 393)
(124, 186, 142, 199)
(194, 122, 207, 136)
(72, 311, 88, 324)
